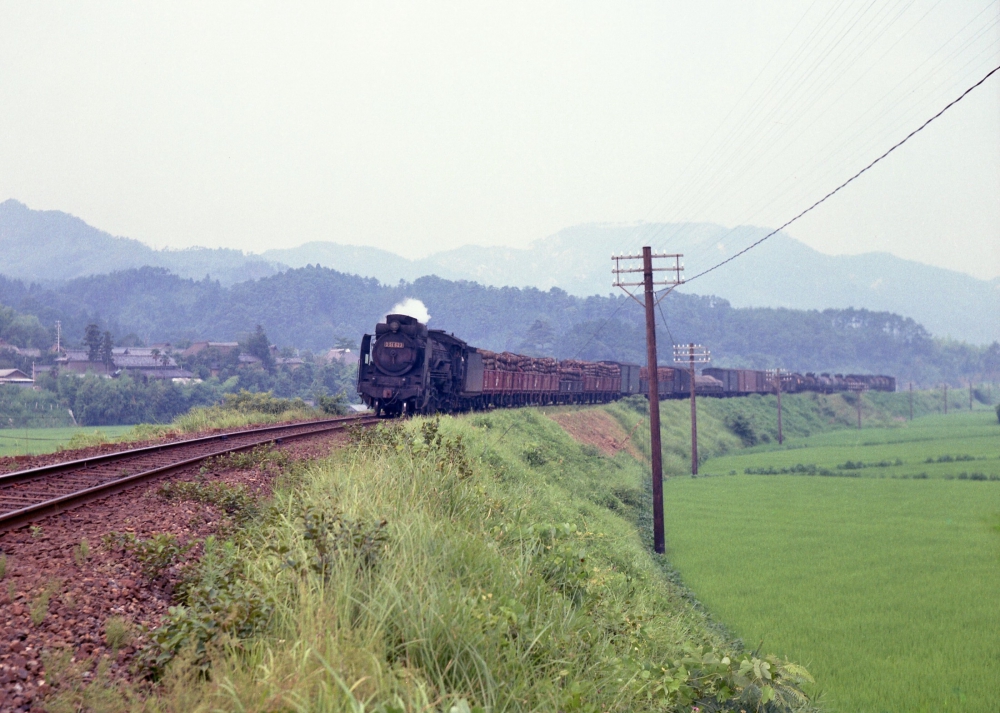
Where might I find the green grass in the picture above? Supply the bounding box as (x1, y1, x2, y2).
(0, 426, 133, 457)
(659, 410, 1000, 712)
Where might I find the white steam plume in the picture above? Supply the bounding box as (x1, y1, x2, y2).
(387, 298, 430, 324)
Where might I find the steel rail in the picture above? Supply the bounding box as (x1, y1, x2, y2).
(0, 414, 380, 532)
(0, 414, 364, 487)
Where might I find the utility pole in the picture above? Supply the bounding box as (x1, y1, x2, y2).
(944, 383, 948, 414)
(613, 249, 684, 555)
(767, 368, 784, 445)
(674, 343, 710, 475)
(909, 382, 913, 421)
(969, 381, 973, 410)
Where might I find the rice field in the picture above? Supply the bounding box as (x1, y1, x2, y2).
(0, 426, 133, 457)
(662, 411, 1000, 712)
(702, 411, 1000, 480)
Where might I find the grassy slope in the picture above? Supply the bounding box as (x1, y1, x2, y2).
(131, 409, 814, 713)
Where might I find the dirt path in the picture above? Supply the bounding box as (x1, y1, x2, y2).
(546, 408, 644, 461)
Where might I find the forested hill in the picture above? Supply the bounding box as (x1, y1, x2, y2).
(0, 266, 996, 386)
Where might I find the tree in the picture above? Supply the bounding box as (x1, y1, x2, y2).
(519, 319, 556, 356)
(100, 331, 115, 372)
(244, 325, 276, 372)
(334, 336, 358, 351)
(84, 324, 102, 362)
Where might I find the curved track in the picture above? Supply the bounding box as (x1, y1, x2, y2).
(0, 414, 379, 532)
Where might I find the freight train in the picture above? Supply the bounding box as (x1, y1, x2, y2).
(356, 314, 895, 416)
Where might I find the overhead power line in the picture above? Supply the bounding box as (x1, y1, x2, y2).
(684, 62, 1000, 284)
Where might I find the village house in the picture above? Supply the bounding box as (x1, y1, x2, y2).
(182, 341, 239, 357)
(0, 340, 43, 358)
(0, 368, 33, 386)
(323, 348, 355, 364)
(55, 348, 194, 380)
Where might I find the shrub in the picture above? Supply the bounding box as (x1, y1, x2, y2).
(220, 390, 308, 415)
(725, 412, 758, 446)
(316, 391, 350, 415)
(276, 504, 389, 580)
(158, 479, 261, 526)
(146, 537, 271, 676)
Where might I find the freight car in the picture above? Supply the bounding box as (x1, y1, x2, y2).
(356, 314, 895, 416)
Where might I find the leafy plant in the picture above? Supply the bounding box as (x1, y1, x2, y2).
(522, 522, 591, 604)
(522, 443, 547, 467)
(279, 505, 389, 580)
(105, 531, 191, 579)
(146, 537, 271, 675)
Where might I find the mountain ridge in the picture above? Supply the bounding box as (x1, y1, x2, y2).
(2, 199, 996, 343)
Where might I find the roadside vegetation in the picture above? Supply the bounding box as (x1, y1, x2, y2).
(56, 391, 346, 452)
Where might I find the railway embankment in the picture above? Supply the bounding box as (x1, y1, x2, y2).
(8, 406, 831, 712)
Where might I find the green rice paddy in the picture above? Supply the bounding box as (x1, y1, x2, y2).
(0, 426, 133, 457)
(662, 411, 1000, 712)
(704, 411, 1000, 480)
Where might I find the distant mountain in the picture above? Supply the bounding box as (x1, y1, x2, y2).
(263, 223, 1000, 344)
(4, 200, 996, 344)
(0, 199, 281, 285)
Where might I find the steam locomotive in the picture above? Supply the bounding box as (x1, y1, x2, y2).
(356, 314, 895, 416)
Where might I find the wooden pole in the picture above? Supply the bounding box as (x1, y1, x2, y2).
(688, 343, 698, 475)
(944, 383, 948, 414)
(641, 247, 665, 554)
(775, 368, 783, 445)
(909, 381, 913, 421)
(970, 381, 973, 410)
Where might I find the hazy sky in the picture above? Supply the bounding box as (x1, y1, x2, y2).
(2, 1, 998, 278)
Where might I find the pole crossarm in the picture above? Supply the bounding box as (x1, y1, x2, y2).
(672, 344, 711, 364)
(612, 253, 684, 307)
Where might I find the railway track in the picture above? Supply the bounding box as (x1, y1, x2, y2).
(0, 414, 380, 532)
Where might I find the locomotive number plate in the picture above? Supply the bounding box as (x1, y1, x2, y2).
(383, 341, 405, 348)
